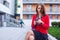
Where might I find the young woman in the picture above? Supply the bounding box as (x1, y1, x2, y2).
(25, 4, 50, 40)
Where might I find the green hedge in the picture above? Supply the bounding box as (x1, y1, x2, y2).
(51, 22, 60, 27)
(48, 27, 60, 40)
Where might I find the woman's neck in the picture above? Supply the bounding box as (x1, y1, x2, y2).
(38, 13, 42, 18)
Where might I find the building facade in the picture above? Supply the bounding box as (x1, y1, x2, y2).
(0, 0, 15, 27)
(16, 0, 60, 26)
(15, 0, 23, 20)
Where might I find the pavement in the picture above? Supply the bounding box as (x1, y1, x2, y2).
(0, 25, 57, 40)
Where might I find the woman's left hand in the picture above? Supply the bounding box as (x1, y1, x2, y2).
(36, 20, 44, 24)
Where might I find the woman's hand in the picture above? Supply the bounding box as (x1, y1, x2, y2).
(36, 20, 44, 24)
(34, 21, 36, 25)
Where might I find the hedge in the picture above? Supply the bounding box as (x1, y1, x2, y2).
(51, 22, 60, 27)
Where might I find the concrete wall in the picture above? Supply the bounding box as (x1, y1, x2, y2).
(0, 3, 11, 14)
(0, 0, 15, 15)
(6, 0, 15, 15)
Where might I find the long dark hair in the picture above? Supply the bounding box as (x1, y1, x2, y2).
(36, 4, 46, 16)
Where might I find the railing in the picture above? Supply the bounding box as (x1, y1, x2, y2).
(5, 17, 21, 27)
(0, 22, 3, 27)
(23, 11, 36, 14)
(23, 10, 60, 14)
(23, 0, 42, 2)
(23, 0, 60, 2)
(23, 0, 60, 3)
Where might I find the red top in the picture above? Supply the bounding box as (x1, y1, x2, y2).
(31, 14, 50, 34)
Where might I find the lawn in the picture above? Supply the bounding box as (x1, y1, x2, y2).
(48, 26, 60, 38)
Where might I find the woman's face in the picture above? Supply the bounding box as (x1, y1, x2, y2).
(37, 5, 41, 14)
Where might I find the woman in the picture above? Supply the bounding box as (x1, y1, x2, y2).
(25, 4, 50, 40)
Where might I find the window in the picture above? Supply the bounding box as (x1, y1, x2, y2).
(17, 8, 20, 13)
(49, 14, 52, 19)
(17, 5, 20, 8)
(26, 14, 32, 19)
(0, 14, 3, 26)
(52, 14, 56, 19)
(26, 5, 32, 11)
(0, 15, 2, 21)
(58, 14, 60, 19)
(3, 1, 9, 8)
(55, 4, 58, 12)
(56, 14, 58, 19)
(23, 0, 30, 1)
(17, 0, 20, 6)
(26, 0, 29, 1)
(50, 4, 52, 12)
(0, 0, 3, 4)
(42, 0, 45, 1)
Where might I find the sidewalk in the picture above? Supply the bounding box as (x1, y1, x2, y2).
(0, 26, 57, 40)
(48, 34, 57, 40)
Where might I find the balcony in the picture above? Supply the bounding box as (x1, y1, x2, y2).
(23, 11, 36, 14)
(0, 3, 11, 14)
(23, 10, 60, 14)
(47, 11, 60, 14)
(23, 0, 60, 4)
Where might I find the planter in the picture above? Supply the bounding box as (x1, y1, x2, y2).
(57, 37, 60, 40)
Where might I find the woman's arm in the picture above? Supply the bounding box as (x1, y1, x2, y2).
(41, 15, 50, 29)
(36, 15, 50, 29)
(31, 16, 36, 29)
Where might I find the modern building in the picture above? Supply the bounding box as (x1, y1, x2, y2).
(0, 0, 15, 27)
(15, 0, 23, 20)
(15, 0, 60, 26)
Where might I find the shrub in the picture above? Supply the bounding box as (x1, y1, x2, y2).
(51, 22, 60, 27)
(57, 22, 60, 27)
(48, 27, 60, 40)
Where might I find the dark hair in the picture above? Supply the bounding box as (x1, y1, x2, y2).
(36, 4, 46, 16)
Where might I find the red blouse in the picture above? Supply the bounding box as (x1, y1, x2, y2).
(31, 14, 50, 34)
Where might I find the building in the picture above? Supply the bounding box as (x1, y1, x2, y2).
(16, 0, 60, 26)
(15, 0, 23, 20)
(0, 0, 15, 27)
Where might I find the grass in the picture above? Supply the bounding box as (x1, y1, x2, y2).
(48, 26, 60, 38)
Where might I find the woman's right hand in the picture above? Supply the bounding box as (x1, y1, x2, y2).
(34, 21, 36, 25)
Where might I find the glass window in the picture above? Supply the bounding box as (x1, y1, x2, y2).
(26, 14, 32, 19)
(0, 14, 2, 26)
(55, 4, 58, 12)
(56, 14, 58, 19)
(17, 5, 20, 8)
(42, 0, 45, 1)
(26, 15, 29, 19)
(17, 0, 20, 6)
(26, 5, 32, 11)
(50, 4, 52, 12)
(3, 1, 9, 8)
(26, 0, 29, 1)
(0, 0, 3, 4)
(17, 8, 20, 13)
(49, 14, 52, 19)
(0, 15, 2, 21)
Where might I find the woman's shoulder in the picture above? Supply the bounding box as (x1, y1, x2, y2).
(46, 14, 49, 17)
(32, 14, 37, 19)
(42, 14, 49, 18)
(33, 14, 37, 17)
(44, 14, 49, 18)
(44, 14, 49, 17)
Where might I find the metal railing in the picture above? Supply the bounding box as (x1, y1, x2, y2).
(23, 0, 60, 3)
(23, 0, 60, 2)
(23, 10, 60, 14)
(5, 17, 21, 27)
